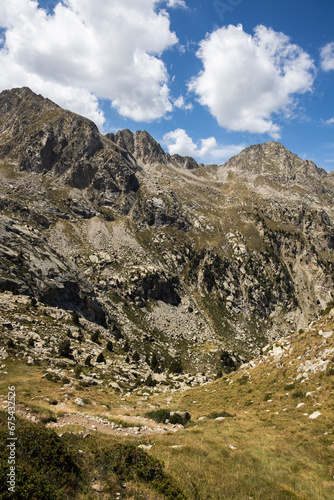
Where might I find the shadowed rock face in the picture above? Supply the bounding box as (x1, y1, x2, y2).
(0, 215, 106, 325)
(107, 129, 200, 169)
(0, 87, 139, 205)
(0, 87, 334, 369)
(107, 129, 169, 165)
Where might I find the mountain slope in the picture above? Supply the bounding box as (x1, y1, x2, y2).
(0, 87, 334, 374)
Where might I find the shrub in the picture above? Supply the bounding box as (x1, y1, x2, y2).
(291, 390, 305, 399)
(320, 301, 334, 316)
(264, 393, 273, 401)
(132, 351, 140, 362)
(0, 411, 80, 499)
(40, 414, 57, 424)
(284, 383, 295, 391)
(326, 366, 334, 376)
(84, 355, 91, 366)
(123, 339, 130, 352)
(220, 350, 237, 372)
(145, 374, 157, 387)
(169, 357, 183, 374)
(95, 443, 186, 499)
(237, 375, 249, 385)
(96, 352, 105, 363)
(150, 353, 159, 372)
(91, 331, 100, 344)
(6, 339, 15, 349)
(145, 409, 170, 423)
(74, 365, 82, 379)
(28, 336, 35, 347)
(58, 339, 71, 358)
(72, 311, 80, 326)
(106, 341, 113, 351)
(169, 413, 190, 426)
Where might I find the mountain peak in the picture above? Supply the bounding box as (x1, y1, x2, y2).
(218, 140, 330, 196)
(107, 128, 200, 169)
(0, 87, 139, 201)
(107, 128, 168, 165)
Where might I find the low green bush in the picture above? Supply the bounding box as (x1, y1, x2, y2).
(90, 332, 99, 344)
(145, 409, 170, 423)
(96, 352, 105, 363)
(28, 337, 35, 347)
(326, 366, 334, 376)
(0, 411, 80, 499)
(58, 339, 72, 358)
(291, 390, 305, 399)
(169, 413, 187, 425)
(6, 339, 15, 349)
(237, 375, 249, 385)
(95, 443, 185, 499)
(145, 374, 157, 387)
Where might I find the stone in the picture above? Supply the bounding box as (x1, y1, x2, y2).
(91, 483, 103, 492)
(309, 411, 321, 420)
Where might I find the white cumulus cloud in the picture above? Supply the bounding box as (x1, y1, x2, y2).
(320, 42, 334, 71)
(166, 0, 188, 8)
(0, 0, 178, 129)
(163, 128, 246, 163)
(189, 24, 315, 139)
(173, 95, 193, 110)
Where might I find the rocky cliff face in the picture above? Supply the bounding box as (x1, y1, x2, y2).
(0, 87, 139, 213)
(0, 87, 333, 374)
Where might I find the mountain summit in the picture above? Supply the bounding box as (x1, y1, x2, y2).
(219, 141, 332, 198)
(0, 87, 333, 373)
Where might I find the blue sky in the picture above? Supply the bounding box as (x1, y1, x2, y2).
(0, 0, 333, 170)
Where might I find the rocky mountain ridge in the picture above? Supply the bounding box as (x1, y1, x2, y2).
(0, 87, 334, 375)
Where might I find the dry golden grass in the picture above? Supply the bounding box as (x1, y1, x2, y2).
(0, 310, 333, 498)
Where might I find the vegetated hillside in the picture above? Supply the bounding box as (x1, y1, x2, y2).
(0, 300, 333, 499)
(150, 306, 334, 500)
(0, 87, 334, 377)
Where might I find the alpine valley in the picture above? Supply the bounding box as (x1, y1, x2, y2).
(0, 88, 333, 499)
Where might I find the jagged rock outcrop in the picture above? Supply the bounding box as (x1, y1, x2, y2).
(107, 129, 199, 169)
(0, 87, 139, 216)
(107, 129, 168, 165)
